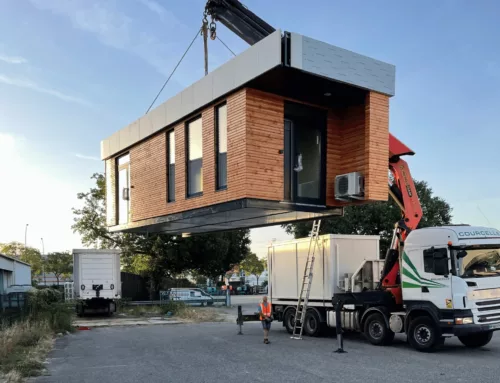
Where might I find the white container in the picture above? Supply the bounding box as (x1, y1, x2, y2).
(268, 234, 380, 306)
(73, 249, 121, 300)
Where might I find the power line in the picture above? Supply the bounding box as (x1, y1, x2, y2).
(145, 27, 201, 114)
(217, 36, 236, 56)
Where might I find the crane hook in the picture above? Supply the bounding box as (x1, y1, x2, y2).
(210, 20, 217, 40)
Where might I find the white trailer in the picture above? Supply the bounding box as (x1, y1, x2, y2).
(268, 234, 383, 336)
(73, 249, 121, 316)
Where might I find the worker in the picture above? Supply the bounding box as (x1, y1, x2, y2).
(258, 295, 272, 344)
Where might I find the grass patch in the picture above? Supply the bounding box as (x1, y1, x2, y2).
(0, 289, 73, 381)
(118, 301, 223, 323)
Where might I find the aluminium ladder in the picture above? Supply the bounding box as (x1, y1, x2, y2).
(291, 219, 322, 340)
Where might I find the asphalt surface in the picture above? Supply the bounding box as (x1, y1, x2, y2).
(36, 319, 500, 383)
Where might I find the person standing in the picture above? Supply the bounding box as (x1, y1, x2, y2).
(258, 295, 272, 344)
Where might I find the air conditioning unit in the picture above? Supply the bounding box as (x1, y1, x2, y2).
(335, 172, 364, 201)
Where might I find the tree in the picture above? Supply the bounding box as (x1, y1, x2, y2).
(240, 252, 266, 286)
(283, 180, 452, 257)
(45, 252, 73, 285)
(72, 173, 251, 297)
(0, 241, 44, 277)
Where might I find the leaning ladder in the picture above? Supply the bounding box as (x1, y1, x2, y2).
(291, 219, 322, 340)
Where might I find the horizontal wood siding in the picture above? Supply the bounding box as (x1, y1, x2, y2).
(365, 91, 389, 201)
(130, 133, 167, 221)
(326, 109, 343, 206)
(128, 89, 247, 222)
(245, 89, 284, 201)
(112, 86, 390, 225)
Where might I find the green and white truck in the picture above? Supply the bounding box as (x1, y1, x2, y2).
(268, 226, 500, 351)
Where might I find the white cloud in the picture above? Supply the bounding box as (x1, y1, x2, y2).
(137, 0, 169, 21)
(0, 74, 90, 106)
(28, 0, 190, 78)
(0, 134, 85, 253)
(75, 153, 100, 161)
(0, 54, 28, 64)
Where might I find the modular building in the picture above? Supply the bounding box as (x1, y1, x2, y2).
(101, 30, 395, 235)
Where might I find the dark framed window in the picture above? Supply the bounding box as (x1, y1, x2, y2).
(186, 116, 203, 197)
(423, 247, 449, 275)
(215, 103, 227, 190)
(167, 130, 175, 202)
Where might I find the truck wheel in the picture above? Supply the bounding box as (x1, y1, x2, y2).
(408, 316, 439, 352)
(363, 313, 394, 346)
(458, 331, 493, 348)
(284, 308, 296, 334)
(304, 310, 322, 337)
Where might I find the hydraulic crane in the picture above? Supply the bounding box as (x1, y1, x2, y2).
(204, 0, 423, 305)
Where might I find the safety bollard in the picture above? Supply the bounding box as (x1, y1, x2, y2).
(334, 300, 347, 353)
(237, 305, 243, 335)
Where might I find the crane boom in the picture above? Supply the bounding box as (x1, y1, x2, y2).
(204, 0, 275, 45)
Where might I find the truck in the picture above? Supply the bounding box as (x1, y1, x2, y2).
(72, 249, 122, 316)
(268, 226, 500, 351)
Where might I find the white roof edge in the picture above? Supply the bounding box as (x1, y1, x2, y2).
(0, 253, 31, 267)
(101, 29, 283, 160)
(72, 249, 122, 254)
(269, 233, 380, 247)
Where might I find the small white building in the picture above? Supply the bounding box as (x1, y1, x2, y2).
(0, 253, 32, 294)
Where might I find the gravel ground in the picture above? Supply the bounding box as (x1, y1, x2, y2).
(34, 321, 500, 383)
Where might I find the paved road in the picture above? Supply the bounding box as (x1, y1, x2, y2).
(36, 321, 500, 383)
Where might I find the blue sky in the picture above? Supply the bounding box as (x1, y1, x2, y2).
(0, 0, 499, 256)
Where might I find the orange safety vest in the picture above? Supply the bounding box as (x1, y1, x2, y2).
(259, 302, 271, 319)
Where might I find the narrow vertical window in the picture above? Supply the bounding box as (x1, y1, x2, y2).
(167, 130, 175, 202)
(117, 153, 130, 225)
(216, 103, 227, 190)
(186, 116, 203, 197)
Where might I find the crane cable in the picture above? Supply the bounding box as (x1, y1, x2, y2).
(145, 20, 237, 114)
(145, 27, 201, 114)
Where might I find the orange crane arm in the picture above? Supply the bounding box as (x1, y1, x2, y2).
(380, 134, 423, 304)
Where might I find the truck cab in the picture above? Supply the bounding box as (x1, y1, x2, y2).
(400, 225, 500, 349)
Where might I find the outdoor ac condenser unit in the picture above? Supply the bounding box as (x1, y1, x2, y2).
(335, 172, 365, 201)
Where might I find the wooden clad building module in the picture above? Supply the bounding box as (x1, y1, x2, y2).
(101, 30, 395, 235)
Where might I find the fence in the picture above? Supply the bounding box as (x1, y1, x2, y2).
(0, 292, 27, 311)
(0, 292, 28, 325)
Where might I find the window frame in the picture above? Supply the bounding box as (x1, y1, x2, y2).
(215, 102, 228, 191)
(167, 129, 176, 203)
(423, 247, 449, 275)
(185, 114, 204, 198)
(116, 152, 130, 225)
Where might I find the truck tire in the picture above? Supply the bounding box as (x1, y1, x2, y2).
(407, 316, 440, 352)
(304, 310, 322, 337)
(363, 312, 394, 346)
(458, 331, 493, 348)
(284, 308, 296, 334)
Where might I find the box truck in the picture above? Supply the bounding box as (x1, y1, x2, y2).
(73, 249, 121, 316)
(268, 234, 383, 336)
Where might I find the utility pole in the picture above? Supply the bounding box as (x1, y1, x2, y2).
(24, 224, 29, 248)
(41, 238, 46, 285)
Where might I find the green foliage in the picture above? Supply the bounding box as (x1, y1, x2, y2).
(0, 242, 44, 276)
(283, 180, 452, 257)
(72, 173, 251, 297)
(25, 289, 73, 333)
(44, 252, 73, 285)
(0, 288, 74, 379)
(240, 252, 266, 285)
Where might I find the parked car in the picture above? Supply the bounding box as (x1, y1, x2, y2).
(166, 288, 214, 306)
